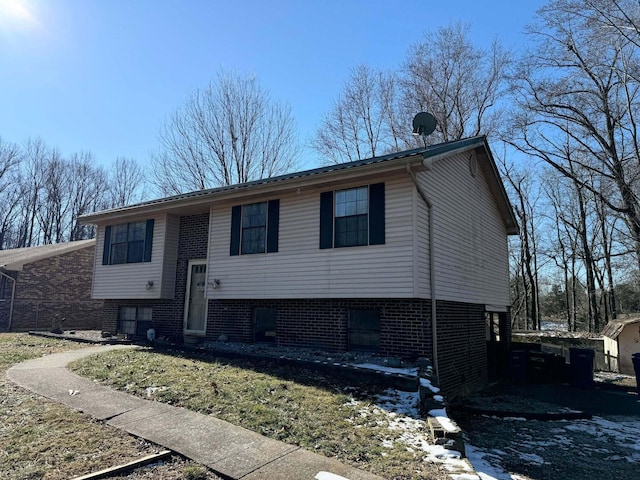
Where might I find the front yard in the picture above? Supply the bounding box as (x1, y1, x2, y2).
(0, 334, 220, 480)
(69, 346, 449, 480)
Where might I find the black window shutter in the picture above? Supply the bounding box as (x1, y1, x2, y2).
(267, 199, 279, 253)
(144, 219, 154, 262)
(369, 183, 385, 245)
(319, 191, 334, 249)
(102, 225, 112, 265)
(230, 205, 242, 256)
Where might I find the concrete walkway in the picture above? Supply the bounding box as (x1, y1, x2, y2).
(6, 345, 382, 480)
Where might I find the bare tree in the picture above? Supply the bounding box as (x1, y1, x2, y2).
(108, 157, 147, 208)
(67, 153, 110, 241)
(508, 0, 640, 293)
(402, 22, 511, 143)
(499, 156, 544, 330)
(0, 137, 22, 249)
(312, 65, 407, 164)
(17, 138, 51, 247)
(153, 70, 299, 194)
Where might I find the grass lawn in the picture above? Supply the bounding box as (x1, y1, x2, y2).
(0, 334, 220, 480)
(70, 347, 447, 480)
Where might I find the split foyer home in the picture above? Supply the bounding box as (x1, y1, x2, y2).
(81, 136, 519, 397)
(0, 240, 104, 332)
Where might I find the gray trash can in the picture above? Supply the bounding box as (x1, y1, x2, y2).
(569, 348, 595, 388)
(632, 353, 640, 397)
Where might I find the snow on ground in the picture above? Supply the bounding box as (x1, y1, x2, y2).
(348, 362, 640, 480)
(344, 363, 474, 477)
(462, 415, 640, 480)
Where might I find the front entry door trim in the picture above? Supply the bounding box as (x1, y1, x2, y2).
(184, 259, 208, 335)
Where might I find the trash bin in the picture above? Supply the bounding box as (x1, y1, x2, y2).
(528, 351, 553, 383)
(510, 350, 528, 383)
(632, 353, 640, 397)
(569, 348, 595, 388)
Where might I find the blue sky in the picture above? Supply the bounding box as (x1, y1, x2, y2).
(0, 0, 545, 170)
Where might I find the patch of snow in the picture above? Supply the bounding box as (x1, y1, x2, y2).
(433, 394, 444, 402)
(145, 386, 168, 397)
(353, 363, 418, 376)
(428, 408, 459, 433)
(464, 443, 518, 480)
(420, 377, 440, 393)
(315, 472, 351, 480)
(595, 371, 635, 382)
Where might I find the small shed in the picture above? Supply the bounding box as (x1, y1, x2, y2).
(0, 240, 104, 332)
(602, 318, 640, 375)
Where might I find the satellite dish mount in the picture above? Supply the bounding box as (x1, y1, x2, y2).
(412, 112, 437, 137)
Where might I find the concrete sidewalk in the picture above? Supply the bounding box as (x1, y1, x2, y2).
(6, 345, 383, 480)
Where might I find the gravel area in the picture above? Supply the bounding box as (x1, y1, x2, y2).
(31, 330, 421, 370)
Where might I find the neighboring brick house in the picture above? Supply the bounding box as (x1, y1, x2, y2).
(81, 136, 519, 398)
(0, 240, 104, 332)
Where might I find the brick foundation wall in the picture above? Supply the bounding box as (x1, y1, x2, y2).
(207, 298, 433, 359)
(8, 246, 104, 332)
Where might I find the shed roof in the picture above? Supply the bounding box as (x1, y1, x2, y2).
(0, 239, 95, 271)
(601, 317, 640, 339)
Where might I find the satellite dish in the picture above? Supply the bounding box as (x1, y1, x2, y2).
(412, 112, 437, 137)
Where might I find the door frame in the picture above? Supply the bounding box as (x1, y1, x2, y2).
(183, 259, 208, 335)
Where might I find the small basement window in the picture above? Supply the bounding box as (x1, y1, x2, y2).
(348, 310, 380, 353)
(118, 306, 152, 336)
(254, 308, 277, 343)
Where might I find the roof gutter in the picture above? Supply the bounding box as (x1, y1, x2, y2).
(405, 163, 439, 384)
(0, 268, 16, 331)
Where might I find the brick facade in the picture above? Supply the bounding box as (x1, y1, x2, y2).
(2, 245, 104, 332)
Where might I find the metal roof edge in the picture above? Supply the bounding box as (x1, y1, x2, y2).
(79, 136, 503, 224)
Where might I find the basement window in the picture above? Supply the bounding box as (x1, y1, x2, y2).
(118, 306, 152, 336)
(348, 310, 381, 353)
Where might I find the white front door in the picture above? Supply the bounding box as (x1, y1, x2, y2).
(184, 260, 207, 334)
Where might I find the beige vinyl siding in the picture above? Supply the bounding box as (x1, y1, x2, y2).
(415, 187, 431, 298)
(92, 215, 169, 299)
(417, 152, 510, 306)
(208, 176, 416, 299)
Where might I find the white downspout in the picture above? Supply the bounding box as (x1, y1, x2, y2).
(406, 164, 439, 382)
(0, 269, 16, 331)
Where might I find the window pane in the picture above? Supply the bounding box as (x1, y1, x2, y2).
(242, 202, 267, 228)
(335, 214, 367, 247)
(111, 243, 127, 264)
(242, 227, 266, 254)
(128, 221, 146, 241)
(127, 240, 144, 263)
(109, 221, 148, 265)
(241, 202, 267, 254)
(119, 320, 136, 335)
(335, 187, 368, 217)
(112, 224, 128, 243)
(120, 307, 137, 321)
(138, 307, 152, 321)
